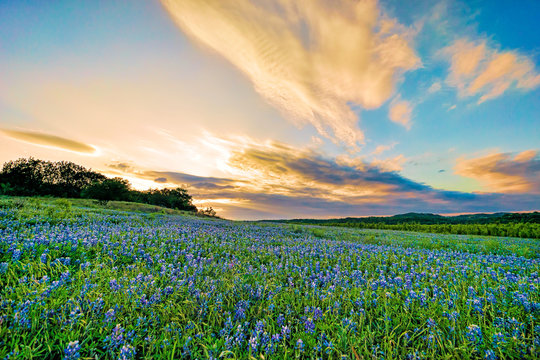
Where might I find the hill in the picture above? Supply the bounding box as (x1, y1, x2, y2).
(263, 212, 540, 239)
(267, 211, 540, 225)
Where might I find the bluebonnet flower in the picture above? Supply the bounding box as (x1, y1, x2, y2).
(119, 344, 136, 360)
(12, 249, 22, 261)
(492, 332, 505, 348)
(276, 313, 285, 326)
(342, 318, 357, 333)
(60, 271, 71, 283)
(466, 324, 483, 344)
(296, 339, 304, 352)
(104, 324, 125, 350)
(249, 335, 259, 353)
(104, 308, 116, 323)
(164, 286, 174, 296)
(109, 279, 121, 291)
(305, 318, 315, 333)
(64, 341, 81, 360)
(281, 325, 290, 339)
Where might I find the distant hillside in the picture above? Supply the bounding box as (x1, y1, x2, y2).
(263, 212, 540, 239)
(268, 212, 540, 225)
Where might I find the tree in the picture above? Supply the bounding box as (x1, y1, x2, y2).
(143, 187, 197, 211)
(0, 158, 199, 213)
(81, 178, 131, 202)
(0, 157, 106, 197)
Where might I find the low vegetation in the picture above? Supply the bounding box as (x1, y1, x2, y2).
(0, 200, 538, 359)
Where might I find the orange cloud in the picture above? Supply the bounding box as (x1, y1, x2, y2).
(1, 129, 97, 155)
(372, 142, 396, 155)
(371, 154, 407, 172)
(161, 0, 420, 149)
(455, 150, 540, 193)
(442, 38, 540, 103)
(92, 136, 540, 219)
(388, 100, 412, 129)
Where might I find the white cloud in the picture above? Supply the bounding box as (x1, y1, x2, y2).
(161, 0, 420, 149)
(427, 81, 442, 94)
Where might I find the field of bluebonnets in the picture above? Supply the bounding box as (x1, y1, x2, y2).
(0, 198, 539, 359)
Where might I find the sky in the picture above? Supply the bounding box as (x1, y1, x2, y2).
(1, 0, 539, 220)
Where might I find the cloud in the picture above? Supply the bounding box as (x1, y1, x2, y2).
(388, 100, 412, 129)
(372, 142, 396, 155)
(228, 142, 423, 195)
(105, 137, 540, 219)
(107, 163, 239, 191)
(370, 154, 407, 172)
(427, 81, 441, 94)
(161, 0, 420, 148)
(145, 171, 238, 190)
(442, 38, 540, 103)
(1, 128, 96, 154)
(455, 150, 540, 193)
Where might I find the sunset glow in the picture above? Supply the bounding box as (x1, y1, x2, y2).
(1, 0, 539, 219)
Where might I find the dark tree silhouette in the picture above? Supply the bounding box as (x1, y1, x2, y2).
(0, 158, 199, 213)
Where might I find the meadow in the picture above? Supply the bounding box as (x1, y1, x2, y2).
(0, 198, 539, 359)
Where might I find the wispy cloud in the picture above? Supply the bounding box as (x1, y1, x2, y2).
(427, 81, 442, 94)
(372, 142, 396, 155)
(1, 129, 96, 154)
(161, 0, 420, 148)
(442, 38, 540, 103)
(455, 150, 540, 193)
(388, 100, 412, 129)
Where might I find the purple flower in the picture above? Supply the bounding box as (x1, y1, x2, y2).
(466, 324, 483, 344)
(64, 341, 80, 360)
(12, 249, 22, 261)
(305, 318, 315, 333)
(296, 339, 304, 352)
(119, 344, 136, 360)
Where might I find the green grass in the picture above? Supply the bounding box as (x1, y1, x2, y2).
(0, 198, 539, 359)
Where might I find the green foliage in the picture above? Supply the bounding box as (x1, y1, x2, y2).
(139, 188, 197, 212)
(279, 220, 540, 239)
(0, 158, 199, 213)
(0, 157, 106, 197)
(81, 178, 131, 202)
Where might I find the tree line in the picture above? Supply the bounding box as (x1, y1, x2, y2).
(0, 158, 201, 213)
(271, 212, 540, 239)
(311, 221, 540, 239)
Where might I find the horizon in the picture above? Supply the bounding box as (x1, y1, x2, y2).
(1, 0, 539, 220)
(257, 209, 540, 222)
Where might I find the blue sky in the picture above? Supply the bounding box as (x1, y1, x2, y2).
(1, 0, 539, 219)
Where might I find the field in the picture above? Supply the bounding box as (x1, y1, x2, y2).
(1, 198, 539, 359)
